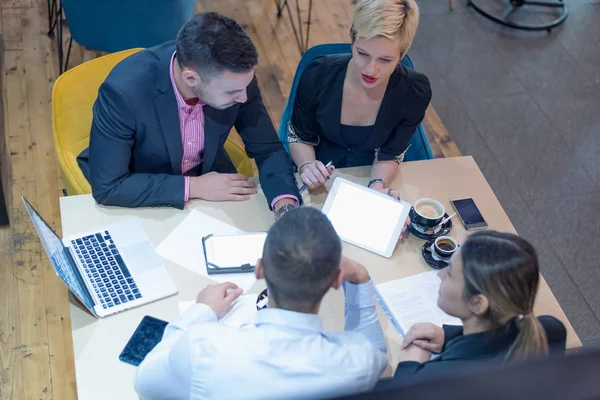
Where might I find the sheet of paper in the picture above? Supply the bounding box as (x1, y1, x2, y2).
(376, 270, 462, 336)
(178, 295, 257, 328)
(156, 210, 257, 292)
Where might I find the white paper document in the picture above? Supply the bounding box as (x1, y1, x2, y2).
(156, 210, 257, 292)
(376, 270, 462, 336)
(178, 294, 258, 328)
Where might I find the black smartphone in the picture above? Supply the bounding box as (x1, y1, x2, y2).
(451, 198, 488, 231)
(119, 316, 169, 366)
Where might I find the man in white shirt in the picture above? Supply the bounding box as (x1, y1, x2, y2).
(134, 207, 388, 399)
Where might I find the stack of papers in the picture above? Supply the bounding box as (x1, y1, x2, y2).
(156, 210, 257, 292)
(376, 270, 462, 336)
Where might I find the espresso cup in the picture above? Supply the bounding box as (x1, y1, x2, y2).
(433, 236, 459, 259)
(412, 198, 446, 229)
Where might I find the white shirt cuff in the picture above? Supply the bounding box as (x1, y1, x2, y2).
(343, 279, 376, 307)
(172, 303, 218, 331)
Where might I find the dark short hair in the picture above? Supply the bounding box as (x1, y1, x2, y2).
(176, 12, 258, 78)
(261, 207, 342, 312)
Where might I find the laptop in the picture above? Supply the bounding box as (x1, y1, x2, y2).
(22, 197, 178, 318)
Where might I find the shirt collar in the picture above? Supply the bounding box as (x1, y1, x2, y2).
(254, 308, 325, 334)
(169, 52, 204, 109)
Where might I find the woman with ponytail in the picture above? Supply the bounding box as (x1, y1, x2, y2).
(378, 230, 567, 388)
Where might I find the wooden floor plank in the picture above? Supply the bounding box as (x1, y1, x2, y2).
(248, 0, 302, 74)
(10, 181, 52, 400)
(212, 0, 288, 125)
(22, 5, 77, 399)
(422, 105, 462, 158)
(244, 0, 295, 104)
(0, 228, 21, 400)
(0, 0, 33, 8)
(310, 0, 348, 45)
(0, 7, 23, 50)
(3, 48, 35, 185)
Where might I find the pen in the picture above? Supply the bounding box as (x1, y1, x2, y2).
(299, 161, 333, 193)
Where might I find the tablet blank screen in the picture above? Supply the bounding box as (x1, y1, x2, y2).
(325, 182, 405, 253)
(206, 233, 267, 268)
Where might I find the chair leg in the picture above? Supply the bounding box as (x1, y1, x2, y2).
(63, 36, 73, 74)
(449, 0, 454, 10)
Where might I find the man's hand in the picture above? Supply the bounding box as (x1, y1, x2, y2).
(196, 282, 243, 318)
(339, 256, 370, 285)
(401, 322, 445, 353)
(189, 172, 257, 201)
(300, 161, 335, 190)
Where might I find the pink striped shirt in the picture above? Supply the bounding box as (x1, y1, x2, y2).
(170, 52, 297, 209)
(170, 53, 204, 202)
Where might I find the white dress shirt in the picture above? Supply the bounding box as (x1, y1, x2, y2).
(134, 280, 388, 400)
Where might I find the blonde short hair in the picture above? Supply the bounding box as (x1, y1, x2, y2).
(351, 0, 420, 54)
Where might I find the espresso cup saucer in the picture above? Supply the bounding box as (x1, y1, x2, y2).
(408, 207, 453, 240)
(422, 239, 450, 270)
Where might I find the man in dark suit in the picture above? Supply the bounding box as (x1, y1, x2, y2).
(77, 12, 299, 218)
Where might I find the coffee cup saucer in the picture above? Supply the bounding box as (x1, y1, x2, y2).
(421, 239, 450, 270)
(408, 207, 453, 240)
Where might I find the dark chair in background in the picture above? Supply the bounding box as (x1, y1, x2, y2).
(467, 0, 568, 32)
(51, 0, 196, 74)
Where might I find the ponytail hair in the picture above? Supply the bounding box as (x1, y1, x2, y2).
(460, 231, 549, 360)
(507, 314, 548, 361)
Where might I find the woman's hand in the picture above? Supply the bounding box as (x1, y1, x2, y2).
(377, 187, 401, 201)
(400, 344, 432, 364)
(300, 161, 335, 190)
(372, 187, 410, 239)
(401, 322, 445, 353)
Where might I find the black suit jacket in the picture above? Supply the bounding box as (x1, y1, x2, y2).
(375, 316, 567, 390)
(78, 42, 299, 209)
(290, 54, 432, 168)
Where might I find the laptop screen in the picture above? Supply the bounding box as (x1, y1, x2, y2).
(22, 197, 95, 312)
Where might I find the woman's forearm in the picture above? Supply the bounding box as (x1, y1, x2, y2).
(289, 142, 317, 170)
(369, 160, 400, 189)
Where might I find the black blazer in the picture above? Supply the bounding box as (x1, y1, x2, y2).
(289, 55, 432, 168)
(375, 316, 567, 390)
(77, 42, 299, 209)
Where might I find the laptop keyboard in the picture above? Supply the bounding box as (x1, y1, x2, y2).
(71, 231, 142, 309)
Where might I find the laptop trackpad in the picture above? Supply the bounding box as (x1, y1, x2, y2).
(121, 242, 162, 275)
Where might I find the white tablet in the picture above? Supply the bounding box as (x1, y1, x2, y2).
(322, 178, 411, 258)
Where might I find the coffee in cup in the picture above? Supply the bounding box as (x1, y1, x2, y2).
(433, 236, 459, 259)
(412, 198, 446, 229)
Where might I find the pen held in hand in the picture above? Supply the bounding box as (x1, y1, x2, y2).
(299, 161, 333, 193)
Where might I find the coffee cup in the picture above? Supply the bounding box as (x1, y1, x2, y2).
(412, 198, 446, 229)
(433, 236, 459, 260)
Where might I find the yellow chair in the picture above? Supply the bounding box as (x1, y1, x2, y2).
(52, 49, 254, 196)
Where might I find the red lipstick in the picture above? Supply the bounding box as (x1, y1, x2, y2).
(361, 74, 378, 84)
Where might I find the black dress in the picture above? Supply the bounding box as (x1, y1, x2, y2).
(288, 54, 432, 168)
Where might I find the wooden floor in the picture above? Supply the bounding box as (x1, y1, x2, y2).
(0, 0, 460, 399)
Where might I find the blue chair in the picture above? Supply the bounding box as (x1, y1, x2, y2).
(60, 0, 196, 72)
(278, 43, 434, 161)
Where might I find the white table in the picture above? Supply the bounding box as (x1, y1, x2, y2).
(60, 156, 581, 399)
